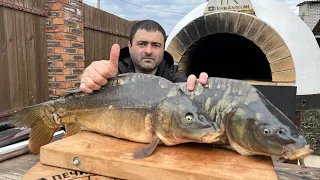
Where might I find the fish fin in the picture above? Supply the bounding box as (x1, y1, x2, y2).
(60, 88, 85, 98)
(9, 105, 58, 154)
(133, 136, 160, 160)
(29, 125, 57, 154)
(64, 123, 82, 137)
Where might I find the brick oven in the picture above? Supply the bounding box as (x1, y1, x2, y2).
(165, 0, 320, 124)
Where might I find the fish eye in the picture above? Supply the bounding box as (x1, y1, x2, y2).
(185, 113, 194, 123)
(263, 128, 271, 136)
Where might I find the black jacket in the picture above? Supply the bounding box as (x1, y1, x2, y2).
(117, 47, 188, 83)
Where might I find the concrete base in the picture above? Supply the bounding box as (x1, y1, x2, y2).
(302, 155, 320, 168)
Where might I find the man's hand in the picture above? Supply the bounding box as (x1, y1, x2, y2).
(80, 44, 120, 93)
(187, 72, 208, 91)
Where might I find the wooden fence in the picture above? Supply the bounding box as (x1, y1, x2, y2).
(83, 4, 135, 66)
(0, 0, 48, 117)
(0, 2, 136, 120)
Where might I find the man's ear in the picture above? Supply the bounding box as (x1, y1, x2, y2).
(128, 41, 132, 54)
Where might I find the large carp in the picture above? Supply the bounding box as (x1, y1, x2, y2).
(9, 73, 222, 159)
(176, 77, 313, 161)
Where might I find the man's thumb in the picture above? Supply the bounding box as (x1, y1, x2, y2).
(109, 44, 120, 65)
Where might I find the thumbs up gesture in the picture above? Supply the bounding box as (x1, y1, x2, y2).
(80, 44, 120, 93)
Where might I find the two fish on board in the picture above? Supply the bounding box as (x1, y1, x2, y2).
(9, 73, 313, 161)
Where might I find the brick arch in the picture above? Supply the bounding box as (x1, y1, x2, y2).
(166, 11, 296, 86)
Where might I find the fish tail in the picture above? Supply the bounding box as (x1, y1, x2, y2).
(9, 104, 59, 154)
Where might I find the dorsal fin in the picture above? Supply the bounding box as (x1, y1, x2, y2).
(61, 88, 83, 98)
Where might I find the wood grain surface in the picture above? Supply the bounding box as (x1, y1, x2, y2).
(39, 131, 278, 180)
(23, 162, 117, 180)
(0, 153, 39, 180)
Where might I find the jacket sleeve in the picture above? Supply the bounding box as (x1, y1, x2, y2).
(169, 65, 188, 83)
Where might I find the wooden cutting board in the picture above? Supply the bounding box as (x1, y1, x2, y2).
(34, 131, 278, 180)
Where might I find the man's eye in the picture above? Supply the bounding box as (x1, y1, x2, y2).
(138, 42, 146, 46)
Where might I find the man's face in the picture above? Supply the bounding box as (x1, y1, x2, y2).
(129, 29, 165, 74)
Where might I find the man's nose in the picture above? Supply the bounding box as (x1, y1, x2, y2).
(145, 44, 153, 54)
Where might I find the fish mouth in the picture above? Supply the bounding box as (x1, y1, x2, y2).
(282, 144, 314, 160)
(200, 130, 223, 143)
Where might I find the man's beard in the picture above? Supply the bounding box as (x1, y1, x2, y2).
(131, 54, 163, 73)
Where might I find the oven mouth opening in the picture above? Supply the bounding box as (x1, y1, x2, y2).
(180, 33, 272, 82)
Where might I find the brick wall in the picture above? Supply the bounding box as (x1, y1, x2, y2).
(45, 0, 85, 98)
(299, 3, 320, 30)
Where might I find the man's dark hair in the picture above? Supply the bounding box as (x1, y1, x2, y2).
(129, 20, 167, 44)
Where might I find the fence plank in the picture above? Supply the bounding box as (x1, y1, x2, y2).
(14, 0, 21, 6)
(3, 0, 14, 4)
(34, 14, 48, 103)
(32, 0, 38, 11)
(14, 7, 29, 107)
(4, 8, 21, 110)
(24, 13, 37, 105)
(23, 0, 31, 9)
(84, 29, 91, 66)
(2, 0, 45, 12)
(24, 0, 40, 102)
(34, 13, 41, 104)
(37, 0, 44, 12)
(0, 6, 10, 112)
(84, 6, 95, 66)
(96, 9, 101, 60)
(104, 11, 110, 59)
(39, 15, 49, 102)
(83, 4, 134, 67)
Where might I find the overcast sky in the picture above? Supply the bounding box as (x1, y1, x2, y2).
(83, 0, 304, 34)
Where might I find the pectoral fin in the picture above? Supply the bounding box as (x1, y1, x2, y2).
(133, 136, 160, 160)
(64, 123, 82, 138)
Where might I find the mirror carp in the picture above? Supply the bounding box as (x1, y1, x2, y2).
(9, 73, 223, 159)
(176, 77, 313, 161)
